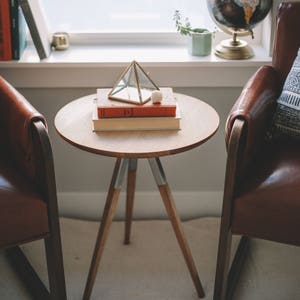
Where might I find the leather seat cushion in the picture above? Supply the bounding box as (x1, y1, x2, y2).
(232, 141, 300, 246)
(0, 155, 49, 248)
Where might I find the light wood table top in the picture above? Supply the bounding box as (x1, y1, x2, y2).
(54, 93, 219, 158)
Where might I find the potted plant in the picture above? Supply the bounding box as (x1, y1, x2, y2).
(173, 10, 212, 56)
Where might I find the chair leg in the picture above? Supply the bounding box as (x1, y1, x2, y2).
(214, 117, 246, 300)
(226, 236, 250, 300)
(5, 222, 67, 300)
(6, 246, 50, 300)
(44, 234, 67, 300)
(124, 158, 138, 245)
(213, 224, 250, 300)
(213, 218, 233, 300)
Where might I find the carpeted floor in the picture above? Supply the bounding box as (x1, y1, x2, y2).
(0, 217, 299, 300)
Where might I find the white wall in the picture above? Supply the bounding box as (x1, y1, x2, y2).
(19, 86, 241, 220)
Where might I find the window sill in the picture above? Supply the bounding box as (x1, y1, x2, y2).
(0, 44, 272, 88)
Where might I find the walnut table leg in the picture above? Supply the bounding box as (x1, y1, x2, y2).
(82, 158, 128, 300)
(124, 158, 138, 245)
(148, 157, 205, 298)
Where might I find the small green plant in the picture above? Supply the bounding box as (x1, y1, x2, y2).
(173, 10, 209, 36)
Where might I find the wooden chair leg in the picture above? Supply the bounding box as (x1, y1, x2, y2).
(226, 236, 250, 300)
(44, 234, 67, 300)
(5, 218, 67, 300)
(213, 220, 233, 300)
(6, 246, 50, 300)
(83, 158, 128, 300)
(148, 158, 205, 298)
(213, 119, 246, 300)
(124, 158, 138, 245)
(213, 225, 250, 300)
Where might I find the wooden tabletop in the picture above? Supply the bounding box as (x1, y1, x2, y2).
(54, 93, 219, 158)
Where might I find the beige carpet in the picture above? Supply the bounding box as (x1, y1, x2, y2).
(0, 217, 300, 300)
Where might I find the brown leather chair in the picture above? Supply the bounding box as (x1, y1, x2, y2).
(213, 2, 300, 300)
(0, 77, 67, 299)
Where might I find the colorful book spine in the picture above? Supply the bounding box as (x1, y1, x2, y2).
(98, 105, 177, 118)
(10, 0, 27, 60)
(0, 0, 13, 61)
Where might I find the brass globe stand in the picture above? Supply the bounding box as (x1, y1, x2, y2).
(214, 32, 254, 60)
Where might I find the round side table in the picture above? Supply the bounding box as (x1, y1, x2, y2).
(55, 93, 219, 300)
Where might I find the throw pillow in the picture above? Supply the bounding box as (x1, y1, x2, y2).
(271, 47, 300, 139)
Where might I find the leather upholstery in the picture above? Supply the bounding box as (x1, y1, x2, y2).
(225, 66, 280, 176)
(232, 141, 300, 246)
(226, 2, 300, 246)
(0, 77, 46, 183)
(0, 76, 49, 248)
(0, 154, 49, 248)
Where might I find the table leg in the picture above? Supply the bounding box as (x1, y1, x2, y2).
(148, 157, 205, 298)
(83, 158, 128, 300)
(124, 158, 138, 245)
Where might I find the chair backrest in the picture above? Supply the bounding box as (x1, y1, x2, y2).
(272, 2, 300, 87)
(0, 76, 47, 185)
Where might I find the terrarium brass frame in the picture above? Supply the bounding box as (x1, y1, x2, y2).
(108, 60, 159, 105)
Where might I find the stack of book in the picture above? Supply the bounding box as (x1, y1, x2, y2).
(0, 0, 51, 61)
(92, 88, 181, 131)
(0, 0, 27, 61)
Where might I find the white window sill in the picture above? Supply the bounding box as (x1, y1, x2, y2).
(0, 44, 272, 88)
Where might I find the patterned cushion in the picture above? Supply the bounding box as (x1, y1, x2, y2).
(272, 48, 300, 139)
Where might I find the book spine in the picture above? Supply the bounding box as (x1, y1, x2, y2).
(19, 0, 47, 59)
(9, 0, 19, 59)
(18, 6, 27, 58)
(98, 105, 176, 118)
(0, 0, 13, 60)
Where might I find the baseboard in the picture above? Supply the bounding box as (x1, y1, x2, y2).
(57, 190, 223, 221)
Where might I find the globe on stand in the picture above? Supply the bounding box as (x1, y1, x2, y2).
(207, 0, 273, 59)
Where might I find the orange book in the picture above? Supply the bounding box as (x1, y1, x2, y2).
(0, 0, 12, 61)
(97, 88, 177, 118)
(93, 100, 181, 131)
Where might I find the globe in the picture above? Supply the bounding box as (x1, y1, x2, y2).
(206, 0, 273, 59)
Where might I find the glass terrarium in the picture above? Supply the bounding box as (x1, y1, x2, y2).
(108, 61, 159, 105)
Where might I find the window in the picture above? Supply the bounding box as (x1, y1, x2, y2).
(43, 0, 215, 41)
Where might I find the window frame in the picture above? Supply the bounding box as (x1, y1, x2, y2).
(40, 0, 269, 48)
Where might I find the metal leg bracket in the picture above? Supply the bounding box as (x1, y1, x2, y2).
(148, 157, 167, 186)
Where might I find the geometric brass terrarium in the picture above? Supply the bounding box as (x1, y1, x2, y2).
(108, 60, 159, 105)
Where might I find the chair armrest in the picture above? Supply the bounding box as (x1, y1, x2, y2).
(31, 120, 58, 206)
(0, 76, 46, 182)
(225, 66, 280, 175)
(223, 119, 246, 214)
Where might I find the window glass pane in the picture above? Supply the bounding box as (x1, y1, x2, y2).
(43, 0, 215, 33)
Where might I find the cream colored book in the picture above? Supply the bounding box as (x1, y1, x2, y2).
(92, 101, 181, 132)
